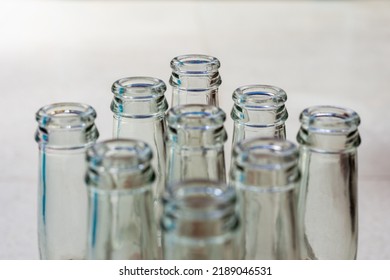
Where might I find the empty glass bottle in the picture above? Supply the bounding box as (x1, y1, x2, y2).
(230, 138, 301, 260)
(170, 54, 222, 106)
(35, 102, 99, 259)
(162, 180, 240, 260)
(297, 105, 361, 260)
(111, 77, 167, 215)
(86, 139, 158, 260)
(166, 104, 227, 187)
(231, 85, 288, 147)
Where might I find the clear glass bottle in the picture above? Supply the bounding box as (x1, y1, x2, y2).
(86, 139, 158, 260)
(231, 85, 288, 147)
(111, 77, 167, 213)
(230, 138, 301, 260)
(170, 54, 222, 106)
(297, 105, 361, 260)
(166, 104, 227, 186)
(35, 102, 99, 259)
(162, 180, 240, 260)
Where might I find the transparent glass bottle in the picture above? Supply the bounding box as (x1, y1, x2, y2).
(35, 102, 99, 259)
(86, 139, 158, 260)
(111, 77, 167, 212)
(166, 104, 227, 186)
(170, 54, 222, 106)
(297, 105, 361, 260)
(230, 138, 301, 260)
(162, 180, 240, 260)
(231, 85, 288, 147)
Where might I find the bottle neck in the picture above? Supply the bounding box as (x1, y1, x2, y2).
(230, 138, 299, 189)
(35, 103, 99, 149)
(167, 126, 227, 148)
(296, 106, 361, 153)
(111, 76, 168, 118)
(111, 95, 168, 118)
(162, 182, 239, 238)
(231, 103, 288, 127)
(86, 139, 155, 191)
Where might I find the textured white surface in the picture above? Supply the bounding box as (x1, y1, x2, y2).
(0, 0, 389, 259)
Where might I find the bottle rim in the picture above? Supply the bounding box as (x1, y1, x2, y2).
(299, 105, 361, 134)
(87, 138, 153, 174)
(111, 76, 166, 99)
(36, 102, 97, 129)
(232, 85, 287, 109)
(163, 179, 236, 219)
(167, 104, 226, 130)
(170, 54, 220, 74)
(233, 137, 299, 171)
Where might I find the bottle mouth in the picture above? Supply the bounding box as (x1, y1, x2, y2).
(111, 76, 166, 99)
(233, 138, 298, 171)
(167, 104, 226, 130)
(300, 105, 361, 134)
(87, 139, 153, 174)
(164, 180, 236, 219)
(170, 54, 220, 74)
(232, 85, 287, 108)
(36, 102, 97, 129)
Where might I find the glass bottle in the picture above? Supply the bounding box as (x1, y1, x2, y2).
(231, 85, 288, 147)
(230, 138, 301, 260)
(111, 77, 167, 215)
(297, 105, 361, 260)
(169, 54, 222, 106)
(86, 139, 158, 260)
(161, 180, 240, 260)
(166, 104, 227, 186)
(35, 102, 99, 259)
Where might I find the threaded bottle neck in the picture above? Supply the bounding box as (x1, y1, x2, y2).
(169, 54, 222, 91)
(231, 138, 299, 189)
(231, 85, 288, 127)
(86, 139, 155, 191)
(35, 102, 99, 149)
(162, 180, 239, 238)
(297, 105, 361, 152)
(167, 104, 227, 147)
(111, 77, 168, 118)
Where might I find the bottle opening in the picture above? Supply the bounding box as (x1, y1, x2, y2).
(36, 102, 97, 129)
(164, 180, 236, 219)
(170, 54, 220, 74)
(87, 139, 153, 175)
(111, 76, 166, 99)
(300, 105, 361, 134)
(167, 104, 226, 130)
(232, 85, 287, 109)
(234, 138, 298, 171)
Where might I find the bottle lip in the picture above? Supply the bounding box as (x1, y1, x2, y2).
(233, 137, 299, 170)
(36, 102, 97, 129)
(299, 105, 361, 134)
(164, 179, 236, 218)
(170, 54, 220, 74)
(167, 104, 226, 130)
(232, 85, 287, 108)
(111, 76, 167, 99)
(87, 138, 153, 174)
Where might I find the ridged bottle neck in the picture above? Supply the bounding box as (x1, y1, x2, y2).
(169, 54, 222, 91)
(162, 180, 239, 238)
(111, 77, 168, 118)
(296, 106, 361, 153)
(35, 102, 99, 149)
(86, 139, 155, 192)
(167, 104, 227, 147)
(231, 85, 288, 127)
(231, 138, 300, 189)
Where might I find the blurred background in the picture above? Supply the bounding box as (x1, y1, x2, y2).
(0, 0, 389, 259)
